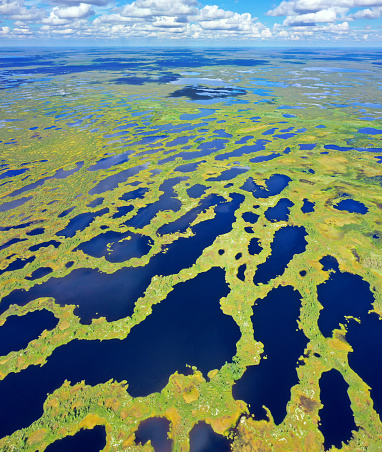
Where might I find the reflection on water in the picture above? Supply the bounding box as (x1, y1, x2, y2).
(1, 193, 243, 322)
(0, 268, 240, 437)
(189, 422, 231, 452)
(135, 417, 172, 452)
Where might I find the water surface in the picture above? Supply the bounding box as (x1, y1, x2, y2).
(253, 226, 307, 285)
(135, 417, 172, 452)
(189, 422, 231, 452)
(319, 370, 357, 450)
(45, 426, 106, 452)
(0, 268, 241, 437)
(264, 198, 294, 222)
(333, 199, 368, 214)
(233, 286, 307, 424)
(0, 310, 58, 357)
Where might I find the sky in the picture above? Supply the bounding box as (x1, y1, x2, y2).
(1, 0, 382, 45)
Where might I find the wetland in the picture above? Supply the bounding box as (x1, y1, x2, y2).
(0, 47, 381, 451)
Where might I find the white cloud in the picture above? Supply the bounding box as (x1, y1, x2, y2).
(13, 24, 32, 33)
(283, 6, 348, 25)
(152, 16, 186, 27)
(93, 13, 143, 24)
(50, 0, 109, 6)
(268, 0, 382, 16)
(0, 0, 44, 21)
(120, 0, 199, 18)
(88, 0, 271, 40)
(349, 5, 382, 18)
(200, 13, 253, 31)
(42, 11, 69, 24)
(54, 3, 94, 18)
(197, 5, 234, 21)
(1, 0, 381, 42)
(0, 25, 10, 34)
(51, 27, 74, 33)
(0, 1, 21, 15)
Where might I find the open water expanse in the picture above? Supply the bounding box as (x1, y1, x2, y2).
(0, 47, 381, 451)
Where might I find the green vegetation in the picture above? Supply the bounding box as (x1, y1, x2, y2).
(0, 55, 381, 451)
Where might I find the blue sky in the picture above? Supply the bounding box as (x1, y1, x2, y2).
(1, 0, 382, 45)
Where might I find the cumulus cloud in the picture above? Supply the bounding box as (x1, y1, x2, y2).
(54, 3, 94, 18)
(152, 16, 186, 27)
(283, 6, 348, 25)
(120, 0, 199, 18)
(198, 11, 262, 33)
(90, 0, 271, 39)
(93, 13, 143, 24)
(50, 0, 109, 6)
(42, 11, 69, 24)
(0, 0, 44, 21)
(1, 0, 381, 42)
(197, 5, 234, 21)
(267, 0, 382, 30)
(349, 5, 382, 18)
(0, 25, 10, 35)
(268, 0, 382, 16)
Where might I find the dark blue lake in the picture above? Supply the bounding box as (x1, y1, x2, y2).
(237, 264, 246, 281)
(264, 198, 294, 222)
(242, 211, 259, 225)
(26, 266, 53, 280)
(157, 193, 223, 235)
(175, 161, 204, 173)
(45, 425, 106, 452)
(333, 199, 368, 214)
(250, 152, 281, 163)
(0, 256, 36, 276)
(301, 198, 315, 213)
(76, 230, 153, 263)
(248, 237, 262, 255)
(124, 177, 187, 229)
(0, 237, 25, 252)
(160, 139, 228, 164)
(215, 139, 268, 160)
(187, 184, 207, 198)
(347, 313, 382, 419)
(319, 370, 357, 450)
(88, 165, 147, 195)
(206, 167, 248, 182)
(0, 268, 241, 438)
(0, 310, 58, 357)
(189, 422, 231, 452)
(253, 226, 307, 285)
(56, 208, 108, 238)
(241, 174, 291, 199)
(1, 193, 244, 322)
(87, 150, 133, 171)
(233, 286, 307, 424)
(180, 108, 215, 120)
(317, 265, 374, 338)
(135, 417, 172, 452)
